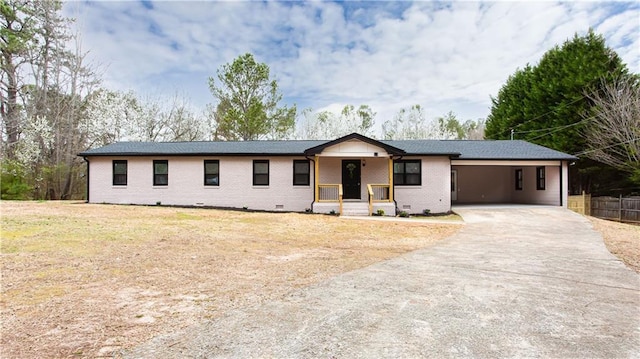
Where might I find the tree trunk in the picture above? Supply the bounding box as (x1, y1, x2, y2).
(1, 52, 20, 157)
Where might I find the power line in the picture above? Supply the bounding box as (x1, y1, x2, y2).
(497, 94, 589, 138)
(574, 138, 639, 157)
(514, 116, 591, 134)
(524, 117, 593, 141)
(515, 101, 635, 142)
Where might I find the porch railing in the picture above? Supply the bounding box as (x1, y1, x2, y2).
(367, 184, 392, 215)
(318, 184, 343, 215)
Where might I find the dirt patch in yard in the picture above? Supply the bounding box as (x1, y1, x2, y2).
(0, 201, 461, 358)
(589, 216, 640, 273)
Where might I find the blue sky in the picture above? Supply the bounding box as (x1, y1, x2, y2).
(64, 1, 640, 125)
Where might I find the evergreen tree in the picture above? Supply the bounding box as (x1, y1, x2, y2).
(485, 30, 632, 194)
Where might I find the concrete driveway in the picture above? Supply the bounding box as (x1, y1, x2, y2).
(127, 207, 640, 358)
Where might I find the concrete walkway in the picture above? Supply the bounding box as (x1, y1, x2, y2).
(127, 207, 640, 358)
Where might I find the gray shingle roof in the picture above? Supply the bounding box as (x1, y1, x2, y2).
(78, 140, 326, 156)
(78, 138, 577, 161)
(386, 140, 577, 160)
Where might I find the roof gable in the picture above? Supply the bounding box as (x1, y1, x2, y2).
(304, 133, 405, 156)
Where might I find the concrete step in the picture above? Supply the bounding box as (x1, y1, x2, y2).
(341, 203, 370, 217)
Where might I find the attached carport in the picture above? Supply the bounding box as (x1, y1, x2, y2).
(451, 159, 569, 206)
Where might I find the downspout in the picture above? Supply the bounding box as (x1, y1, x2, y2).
(83, 156, 90, 203)
(305, 155, 315, 212)
(392, 154, 402, 212)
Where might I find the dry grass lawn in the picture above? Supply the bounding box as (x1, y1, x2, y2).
(589, 216, 640, 273)
(0, 201, 461, 358)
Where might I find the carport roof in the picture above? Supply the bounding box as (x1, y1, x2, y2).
(386, 139, 578, 160)
(78, 135, 577, 161)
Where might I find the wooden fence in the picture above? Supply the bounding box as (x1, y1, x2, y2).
(568, 192, 591, 216)
(569, 192, 640, 224)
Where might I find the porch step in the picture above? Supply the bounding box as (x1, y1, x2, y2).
(341, 202, 370, 217)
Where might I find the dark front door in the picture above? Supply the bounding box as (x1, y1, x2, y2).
(342, 160, 361, 199)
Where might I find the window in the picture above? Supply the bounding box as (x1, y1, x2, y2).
(393, 160, 421, 185)
(113, 160, 127, 186)
(293, 160, 310, 186)
(515, 169, 523, 191)
(204, 160, 219, 186)
(536, 166, 545, 190)
(253, 160, 269, 186)
(153, 160, 168, 186)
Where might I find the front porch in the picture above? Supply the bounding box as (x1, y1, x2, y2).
(303, 133, 408, 216)
(312, 185, 397, 216)
(309, 151, 398, 216)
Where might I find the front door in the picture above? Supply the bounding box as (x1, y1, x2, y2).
(342, 160, 361, 199)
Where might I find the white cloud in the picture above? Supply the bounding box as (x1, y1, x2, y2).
(64, 1, 640, 135)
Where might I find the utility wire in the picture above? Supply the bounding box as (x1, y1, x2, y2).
(496, 84, 621, 139)
(496, 94, 589, 138)
(514, 116, 592, 134)
(515, 101, 634, 142)
(524, 117, 593, 141)
(574, 138, 639, 157)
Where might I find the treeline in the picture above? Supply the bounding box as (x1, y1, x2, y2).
(484, 30, 639, 194)
(0, 2, 480, 200)
(3, 2, 636, 200)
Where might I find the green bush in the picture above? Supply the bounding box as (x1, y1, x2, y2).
(1, 160, 32, 200)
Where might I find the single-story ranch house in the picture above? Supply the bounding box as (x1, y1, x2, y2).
(78, 133, 577, 216)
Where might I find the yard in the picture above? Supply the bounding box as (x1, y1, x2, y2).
(1, 201, 460, 358)
(589, 216, 640, 273)
(2, 202, 637, 358)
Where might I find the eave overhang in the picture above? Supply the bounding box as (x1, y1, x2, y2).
(303, 133, 406, 156)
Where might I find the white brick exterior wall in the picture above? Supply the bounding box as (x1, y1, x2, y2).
(394, 157, 451, 214)
(87, 156, 315, 212)
(511, 165, 561, 205)
(85, 146, 569, 213)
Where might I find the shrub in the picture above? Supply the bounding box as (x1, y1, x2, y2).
(423, 209, 431, 215)
(1, 160, 32, 200)
(398, 211, 410, 218)
(375, 209, 385, 216)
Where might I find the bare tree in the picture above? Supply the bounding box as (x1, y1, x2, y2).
(295, 105, 376, 140)
(582, 76, 640, 181)
(382, 105, 435, 140)
(163, 95, 205, 141)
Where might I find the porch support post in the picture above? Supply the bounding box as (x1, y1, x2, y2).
(315, 156, 320, 202)
(388, 156, 394, 202)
